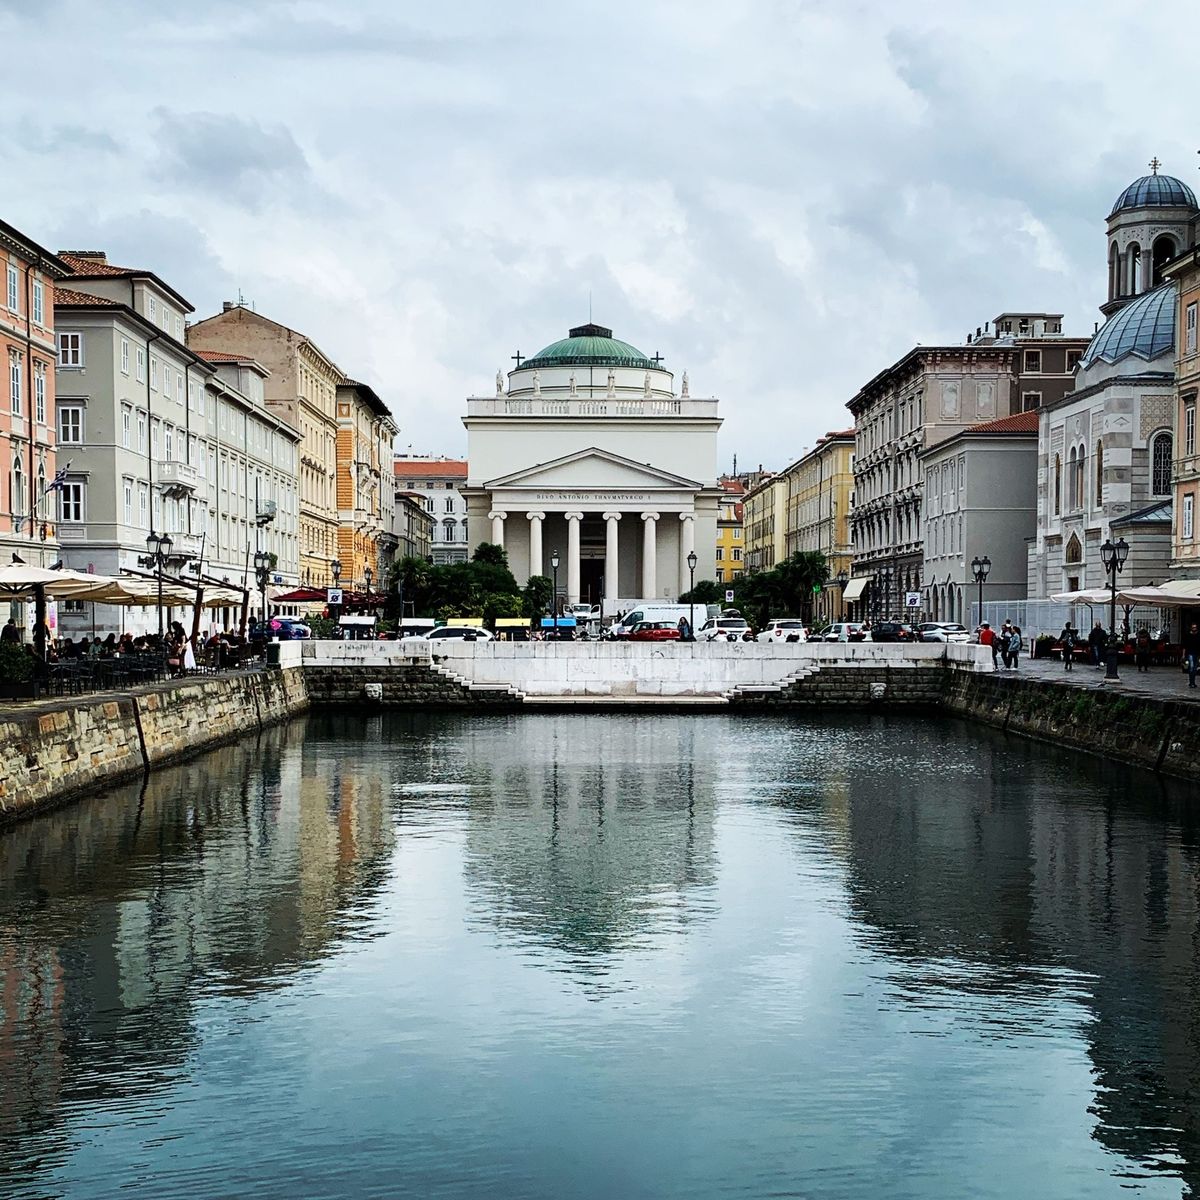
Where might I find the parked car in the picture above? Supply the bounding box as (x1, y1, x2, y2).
(917, 621, 970, 644)
(698, 616, 751, 641)
(757, 619, 808, 644)
(425, 626, 494, 642)
(811, 622, 866, 642)
(869, 621, 916, 643)
(629, 620, 682, 642)
(253, 617, 311, 640)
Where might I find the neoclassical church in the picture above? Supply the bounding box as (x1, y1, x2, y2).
(462, 324, 722, 607)
(1030, 166, 1199, 596)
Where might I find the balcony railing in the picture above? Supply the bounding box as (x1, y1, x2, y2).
(468, 396, 718, 419)
(157, 460, 199, 497)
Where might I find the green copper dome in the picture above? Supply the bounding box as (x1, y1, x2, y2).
(522, 323, 659, 371)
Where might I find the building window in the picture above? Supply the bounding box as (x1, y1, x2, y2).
(9, 354, 20, 415)
(1024, 350, 1042, 373)
(57, 331, 83, 368)
(716, 547, 724, 561)
(138, 483, 148, 526)
(32, 280, 44, 326)
(444, 497, 455, 512)
(1186, 494, 1195, 541)
(164, 426, 174, 461)
(1152, 432, 1173, 496)
(136, 348, 145, 382)
(1095, 439, 1103, 507)
(176, 371, 183, 404)
(1187, 401, 1196, 457)
(732, 548, 743, 562)
(11, 458, 23, 520)
(1188, 303, 1198, 356)
(59, 405, 83, 443)
(1067, 350, 1082, 372)
(5, 264, 17, 312)
(119, 338, 129, 375)
(123, 478, 133, 524)
(1067, 446, 1078, 510)
(59, 481, 84, 523)
(150, 358, 158, 390)
(148, 295, 156, 322)
(1022, 392, 1041, 411)
(122, 405, 131, 448)
(34, 365, 45, 424)
(137, 410, 147, 452)
(1053, 454, 1061, 515)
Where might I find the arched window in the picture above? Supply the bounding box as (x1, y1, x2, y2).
(1127, 243, 1142, 296)
(1152, 431, 1173, 496)
(1152, 235, 1177, 288)
(1109, 241, 1120, 300)
(1067, 446, 1078, 509)
(1054, 454, 1062, 515)
(11, 457, 23, 522)
(1075, 444, 1086, 510)
(36, 464, 46, 519)
(1065, 533, 1083, 564)
(1095, 439, 1103, 507)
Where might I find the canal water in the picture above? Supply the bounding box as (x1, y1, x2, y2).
(3, 712, 1200, 1199)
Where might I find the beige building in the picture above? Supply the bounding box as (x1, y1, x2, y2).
(781, 430, 854, 621)
(335, 380, 397, 588)
(188, 304, 341, 587)
(742, 473, 787, 574)
(394, 491, 434, 563)
(1166, 244, 1200, 578)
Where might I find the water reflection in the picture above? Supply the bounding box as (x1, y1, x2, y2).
(3, 712, 1200, 1197)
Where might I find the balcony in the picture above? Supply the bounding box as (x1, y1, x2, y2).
(157, 460, 199, 498)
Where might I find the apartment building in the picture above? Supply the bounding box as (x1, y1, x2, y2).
(336, 380, 398, 587)
(714, 477, 744, 584)
(742, 473, 786, 574)
(1165, 246, 1200, 578)
(393, 457, 469, 564)
(0, 222, 70, 577)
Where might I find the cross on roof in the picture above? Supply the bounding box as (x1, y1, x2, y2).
(1150, 156, 1162, 174)
(511, 350, 524, 368)
(651, 351, 664, 366)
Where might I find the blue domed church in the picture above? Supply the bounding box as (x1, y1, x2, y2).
(1029, 164, 1199, 597)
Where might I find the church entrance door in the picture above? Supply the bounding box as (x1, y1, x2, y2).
(581, 559, 603, 605)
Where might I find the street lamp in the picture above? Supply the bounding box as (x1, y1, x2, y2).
(971, 555, 991, 628)
(253, 550, 271, 628)
(1100, 536, 1130, 681)
(550, 551, 560, 639)
(141, 531, 173, 647)
(686, 549, 698, 641)
(329, 558, 342, 625)
(836, 568, 849, 621)
(364, 564, 373, 598)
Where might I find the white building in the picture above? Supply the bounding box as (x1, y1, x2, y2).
(392, 456, 468, 563)
(462, 323, 722, 607)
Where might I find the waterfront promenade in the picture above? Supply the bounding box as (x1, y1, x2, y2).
(988, 655, 1200, 703)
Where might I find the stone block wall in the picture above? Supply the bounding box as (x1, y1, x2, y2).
(730, 663, 947, 709)
(304, 663, 519, 709)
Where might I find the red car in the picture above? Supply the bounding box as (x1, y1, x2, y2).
(629, 620, 682, 642)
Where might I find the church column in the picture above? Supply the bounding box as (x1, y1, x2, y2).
(488, 510, 507, 549)
(678, 511, 695, 598)
(565, 511, 584, 605)
(527, 511, 545, 579)
(603, 512, 621, 602)
(641, 512, 659, 598)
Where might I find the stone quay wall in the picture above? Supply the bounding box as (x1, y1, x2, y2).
(0, 666, 309, 824)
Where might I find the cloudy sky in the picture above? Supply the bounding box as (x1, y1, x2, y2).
(3, 0, 1196, 470)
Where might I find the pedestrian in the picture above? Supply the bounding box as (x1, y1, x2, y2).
(1059, 623, 1076, 671)
(677, 615, 692, 642)
(1, 617, 19, 644)
(979, 621, 997, 668)
(1184, 622, 1200, 690)
(1087, 621, 1107, 666)
(1007, 625, 1022, 670)
(1135, 627, 1151, 673)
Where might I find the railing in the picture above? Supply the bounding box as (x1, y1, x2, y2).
(473, 396, 717, 419)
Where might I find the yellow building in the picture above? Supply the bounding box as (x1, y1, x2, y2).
(742, 473, 788, 573)
(1166, 247, 1200, 578)
(188, 304, 342, 586)
(783, 429, 855, 622)
(336, 380, 398, 588)
(714, 479, 745, 584)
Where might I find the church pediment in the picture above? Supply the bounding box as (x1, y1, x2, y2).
(484, 447, 700, 491)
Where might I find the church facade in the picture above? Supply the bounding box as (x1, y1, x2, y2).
(462, 324, 722, 608)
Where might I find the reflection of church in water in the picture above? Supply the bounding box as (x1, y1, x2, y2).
(455, 716, 720, 975)
(463, 324, 723, 607)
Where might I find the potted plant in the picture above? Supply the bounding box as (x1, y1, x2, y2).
(0, 640, 39, 700)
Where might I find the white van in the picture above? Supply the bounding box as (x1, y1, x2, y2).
(609, 604, 700, 638)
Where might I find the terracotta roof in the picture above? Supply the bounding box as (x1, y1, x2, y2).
(53, 286, 120, 306)
(58, 252, 137, 277)
(967, 411, 1040, 435)
(393, 459, 468, 478)
(720, 478, 746, 494)
(195, 349, 250, 363)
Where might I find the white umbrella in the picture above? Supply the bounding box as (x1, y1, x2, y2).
(0, 562, 117, 598)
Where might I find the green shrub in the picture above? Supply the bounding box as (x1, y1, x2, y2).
(0, 641, 33, 682)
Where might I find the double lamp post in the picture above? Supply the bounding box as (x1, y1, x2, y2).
(1101, 536, 1129, 681)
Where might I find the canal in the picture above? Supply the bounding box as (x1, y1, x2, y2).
(2, 712, 1200, 1199)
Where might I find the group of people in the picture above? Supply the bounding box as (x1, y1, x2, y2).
(978, 621, 1024, 670)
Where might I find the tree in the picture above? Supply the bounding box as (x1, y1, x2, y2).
(522, 574, 553, 620)
(472, 542, 509, 568)
(679, 579, 724, 605)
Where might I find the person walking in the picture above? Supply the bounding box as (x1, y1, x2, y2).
(1059, 623, 1076, 671)
(1007, 625, 1023, 670)
(1184, 622, 1200, 690)
(979, 621, 997, 669)
(1088, 621, 1107, 667)
(1135, 627, 1152, 673)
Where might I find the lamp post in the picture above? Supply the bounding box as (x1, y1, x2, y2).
(1100, 536, 1130, 681)
(836, 568, 849, 621)
(687, 549, 698, 641)
(364, 564, 372, 602)
(971, 554, 991, 629)
(142, 531, 173, 644)
(253, 550, 270, 629)
(330, 558, 342, 626)
(550, 551, 560, 639)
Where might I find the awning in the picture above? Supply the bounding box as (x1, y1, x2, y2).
(842, 576, 872, 602)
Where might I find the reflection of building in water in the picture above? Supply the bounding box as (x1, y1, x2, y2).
(0, 716, 393, 1187)
(457, 715, 720, 974)
(821, 725, 1200, 1192)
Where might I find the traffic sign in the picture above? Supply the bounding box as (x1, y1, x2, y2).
(327, 588, 343, 605)
(725, 589, 734, 602)
(904, 591, 921, 608)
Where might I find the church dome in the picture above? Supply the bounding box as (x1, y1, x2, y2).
(522, 323, 659, 371)
(1078, 281, 1176, 370)
(1109, 173, 1198, 216)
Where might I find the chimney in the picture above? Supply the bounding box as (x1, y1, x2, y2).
(223, 301, 235, 312)
(967, 333, 973, 344)
(984, 322, 989, 333)
(976, 327, 982, 338)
